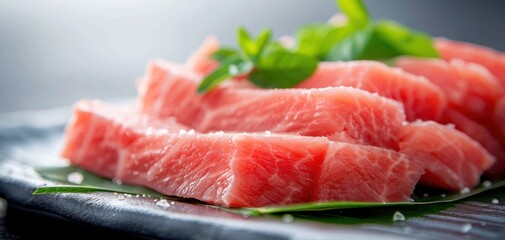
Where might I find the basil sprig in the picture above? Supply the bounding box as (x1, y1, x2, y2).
(298, 0, 439, 61)
(198, 0, 439, 92)
(197, 28, 318, 93)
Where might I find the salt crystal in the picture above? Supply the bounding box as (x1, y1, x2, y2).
(482, 180, 492, 188)
(460, 187, 471, 194)
(461, 223, 472, 233)
(392, 211, 406, 221)
(66, 172, 84, 184)
(188, 129, 195, 134)
(492, 198, 499, 204)
(441, 194, 446, 198)
(156, 199, 171, 209)
(228, 65, 239, 75)
(281, 214, 294, 223)
(178, 129, 187, 134)
(113, 179, 123, 185)
(145, 127, 153, 135)
(264, 130, 271, 135)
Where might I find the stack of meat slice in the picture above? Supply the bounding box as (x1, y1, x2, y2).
(62, 100, 425, 207)
(434, 38, 505, 170)
(396, 57, 505, 178)
(60, 36, 503, 208)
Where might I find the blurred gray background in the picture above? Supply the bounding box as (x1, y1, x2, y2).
(1, 0, 504, 112)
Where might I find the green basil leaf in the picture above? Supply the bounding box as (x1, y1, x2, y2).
(237, 27, 257, 58)
(198, 54, 252, 93)
(35, 166, 164, 197)
(357, 29, 403, 60)
(297, 24, 356, 60)
(375, 20, 439, 58)
(326, 22, 439, 61)
(254, 29, 272, 58)
(325, 26, 374, 61)
(296, 24, 334, 57)
(34, 185, 120, 194)
(250, 50, 318, 88)
(263, 41, 288, 54)
(337, 0, 370, 26)
(34, 165, 505, 222)
(237, 27, 272, 62)
(211, 48, 239, 61)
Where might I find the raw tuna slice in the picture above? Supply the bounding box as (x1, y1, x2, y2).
(61, 100, 425, 207)
(138, 60, 407, 149)
(435, 38, 505, 87)
(494, 98, 505, 144)
(314, 142, 425, 202)
(185, 36, 219, 76)
(442, 109, 505, 178)
(138, 59, 495, 191)
(396, 57, 504, 118)
(295, 61, 447, 121)
(397, 57, 505, 177)
(399, 121, 495, 191)
(61, 100, 190, 180)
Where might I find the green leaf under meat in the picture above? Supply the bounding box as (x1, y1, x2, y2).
(34, 165, 505, 221)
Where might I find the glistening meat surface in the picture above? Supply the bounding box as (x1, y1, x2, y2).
(61, 100, 425, 207)
(136, 60, 495, 191)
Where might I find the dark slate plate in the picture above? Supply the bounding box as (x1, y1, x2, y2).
(1, 107, 505, 240)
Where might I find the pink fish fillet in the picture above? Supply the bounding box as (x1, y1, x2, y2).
(138, 60, 406, 149)
(185, 36, 219, 76)
(397, 57, 505, 177)
(294, 61, 448, 121)
(441, 109, 505, 178)
(396, 57, 504, 118)
(399, 121, 495, 190)
(435, 38, 505, 87)
(185, 37, 447, 122)
(136, 60, 495, 191)
(61, 100, 425, 207)
(494, 98, 505, 146)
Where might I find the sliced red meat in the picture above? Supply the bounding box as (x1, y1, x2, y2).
(314, 142, 425, 202)
(442, 109, 505, 178)
(61, 100, 425, 206)
(137, 60, 495, 191)
(185, 36, 219, 76)
(137, 61, 201, 126)
(138, 60, 406, 149)
(61, 100, 189, 180)
(399, 121, 495, 190)
(295, 61, 447, 121)
(396, 57, 504, 118)
(184, 38, 447, 121)
(435, 38, 505, 87)
(396, 57, 505, 177)
(494, 98, 505, 146)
